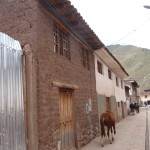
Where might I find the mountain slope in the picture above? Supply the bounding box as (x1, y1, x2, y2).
(107, 44, 150, 93)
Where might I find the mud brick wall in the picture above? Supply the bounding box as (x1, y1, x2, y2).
(0, 1, 99, 150)
(0, 0, 38, 51)
(37, 4, 99, 150)
(0, 1, 39, 150)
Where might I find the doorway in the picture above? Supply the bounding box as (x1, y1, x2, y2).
(121, 101, 125, 118)
(106, 97, 111, 111)
(59, 89, 74, 149)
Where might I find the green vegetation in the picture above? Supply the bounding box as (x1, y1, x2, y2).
(107, 44, 150, 93)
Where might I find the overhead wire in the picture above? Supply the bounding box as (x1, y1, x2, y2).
(106, 18, 150, 46)
(3, 1, 150, 48)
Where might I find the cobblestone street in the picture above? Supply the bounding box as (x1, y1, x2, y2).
(81, 107, 149, 150)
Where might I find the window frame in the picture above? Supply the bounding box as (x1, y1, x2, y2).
(121, 80, 123, 89)
(117, 102, 120, 107)
(97, 61, 103, 74)
(80, 46, 90, 69)
(116, 77, 119, 87)
(108, 69, 112, 79)
(53, 25, 70, 59)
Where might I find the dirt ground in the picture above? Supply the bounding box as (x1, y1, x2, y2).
(81, 107, 149, 150)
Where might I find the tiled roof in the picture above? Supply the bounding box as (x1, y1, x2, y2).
(40, 0, 104, 50)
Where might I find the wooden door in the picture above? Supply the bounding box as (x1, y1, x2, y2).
(106, 97, 111, 111)
(59, 89, 74, 149)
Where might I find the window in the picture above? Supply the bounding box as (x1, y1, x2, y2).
(80, 46, 89, 69)
(97, 61, 103, 74)
(53, 25, 70, 59)
(121, 80, 123, 89)
(116, 77, 119, 86)
(108, 69, 111, 79)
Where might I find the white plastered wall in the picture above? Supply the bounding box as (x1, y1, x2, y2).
(140, 95, 150, 102)
(94, 53, 126, 102)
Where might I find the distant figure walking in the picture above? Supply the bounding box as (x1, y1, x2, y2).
(129, 103, 135, 115)
(134, 103, 139, 113)
(144, 101, 147, 107)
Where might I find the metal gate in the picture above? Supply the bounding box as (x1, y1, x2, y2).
(59, 89, 74, 149)
(0, 33, 26, 150)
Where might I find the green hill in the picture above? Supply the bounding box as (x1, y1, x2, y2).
(107, 44, 150, 93)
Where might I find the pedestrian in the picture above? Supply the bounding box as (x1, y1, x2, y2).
(144, 101, 147, 107)
(129, 103, 135, 115)
(135, 103, 139, 113)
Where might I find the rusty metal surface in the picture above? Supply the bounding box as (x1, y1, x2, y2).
(0, 32, 26, 150)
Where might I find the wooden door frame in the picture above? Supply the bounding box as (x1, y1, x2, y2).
(59, 88, 75, 149)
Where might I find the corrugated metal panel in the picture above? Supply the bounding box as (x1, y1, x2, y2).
(0, 32, 26, 150)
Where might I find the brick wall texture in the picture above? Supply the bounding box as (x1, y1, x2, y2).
(0, 1, 99, 150)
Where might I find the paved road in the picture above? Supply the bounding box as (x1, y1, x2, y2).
(81, 107, 149, 150)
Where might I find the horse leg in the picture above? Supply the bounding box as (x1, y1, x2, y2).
(107, 127, 112, 144)
(101, 135, 104, 147)
(112, 124, 116, 140)
(131, 108, 134, 115)
(133, 109, 135, 115)
(100, 118, 105, 147)
(110, 127, 114, 141)
(130, 109, 132, 115)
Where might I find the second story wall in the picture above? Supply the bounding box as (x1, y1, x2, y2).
(140, 94, 150, 102)
(0, 0, 38, 52)
(94, 54, 114, 97)
(114, 78, 126, 102)
(94, 53, 126, 102)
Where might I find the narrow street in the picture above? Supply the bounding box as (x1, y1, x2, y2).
(81, 107, 149, 150)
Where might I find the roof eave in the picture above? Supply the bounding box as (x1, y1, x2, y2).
(39, 0, 104, 50)
(94, 47, 129, 78)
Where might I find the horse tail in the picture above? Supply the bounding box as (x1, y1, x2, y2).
(100, 117, 105, 137)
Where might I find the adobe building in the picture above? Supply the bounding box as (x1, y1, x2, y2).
(124, 80, 140, 103)
(124, 80, 140, 113)
(0, 0, 105, 150)
(94, 47, 128, 122)
(140, 89, 150, 106)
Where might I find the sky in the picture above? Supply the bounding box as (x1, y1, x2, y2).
(70, 0, 150, 49)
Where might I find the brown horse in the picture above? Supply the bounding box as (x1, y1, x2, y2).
(100, 111, 116, 147)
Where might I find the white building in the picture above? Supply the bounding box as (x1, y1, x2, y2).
(94, 47, 128, 121)
(140, 89, 150, 106)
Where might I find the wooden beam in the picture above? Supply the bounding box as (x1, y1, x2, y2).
(52, 81, 79, 89)
(64, 13, 80, 21)
(55, 1, 70, 8)
(50, 0, 66, 5)
(70, 21, 80, 26)
(85, 37, 94, 41)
